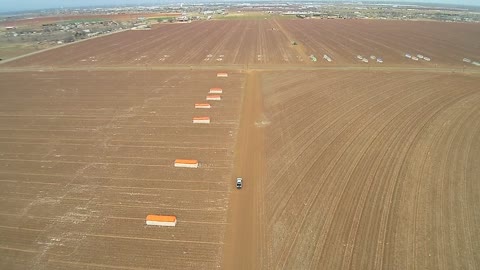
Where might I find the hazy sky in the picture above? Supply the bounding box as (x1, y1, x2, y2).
(1, 0, 479, 13)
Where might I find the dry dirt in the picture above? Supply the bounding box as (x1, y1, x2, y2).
(4, 19, 480, 68)
(1, 18, 480, 270)
(279, 19, 480, 68)
(260, 70, 480, 269)
(0, 70, 243, 269)
(4, 20, 302, 67)
(222, 71, 266, 269)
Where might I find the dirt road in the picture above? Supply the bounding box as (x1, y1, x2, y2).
(272, 19, 310, 63)
(2, 18, 479, 270)
(222, 71, 266, 269)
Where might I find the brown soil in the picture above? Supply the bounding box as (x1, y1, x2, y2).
(260, 70, 480, 269)
(222, 71, 266, 269)
(279, 19, 480, 68)
(3, 19, 480, 68)
(3, 20, 301, 67)
(0, 18, 479, 270)
(0, 70, 243, 269)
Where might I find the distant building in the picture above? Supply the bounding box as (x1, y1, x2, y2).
(176, 16, 189, 22)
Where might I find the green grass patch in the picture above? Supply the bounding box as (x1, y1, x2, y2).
(0, 42, 45, 59)
(149, 16, 178, 22)
(60, 18, 106, 24)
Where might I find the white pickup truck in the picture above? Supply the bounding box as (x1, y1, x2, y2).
(236, 177, 243, 189)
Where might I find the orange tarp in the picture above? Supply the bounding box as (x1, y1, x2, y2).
(195, 103, 210, 106)
(210, 87, 222, 91)
(146, 215, 176, 222)
(193, 117, 210, 120)
(174, 159, 198, 164)
(207, 95, 221, 98)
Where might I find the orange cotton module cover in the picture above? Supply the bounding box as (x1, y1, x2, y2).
(206, 95, 221, 100)
(146, 215, 176, 222)
(217, 72, 228, 77)
(174, 159, 198, 164)
(195, 103, 211, 108)
(146, 215, 177, 226)
(193, 117, 210, 124)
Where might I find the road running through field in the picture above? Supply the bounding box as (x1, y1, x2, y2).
(222, 71, 267, 269)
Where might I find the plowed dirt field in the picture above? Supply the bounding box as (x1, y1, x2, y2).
(0, 70, 243, 269)
(5, 19, 480, 68)
(279, 19, 480, 67)
(1, 17, 480, 270)
(260, 70, 480, 269)
(5, 20, 303, 67)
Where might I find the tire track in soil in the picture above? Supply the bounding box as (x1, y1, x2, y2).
(365, 81, 480, 270)
(264, 72, 381, 193)
(407, 95, 480, 270)
(222, 71, 266, 269)
(335, 82, 451, 270)
(277, 74, 424, 269)
(265, 72, 402, 214)
(341, 87, 479, 270)
(260, 71, 480, 269)
(271, 19, 310, 63)
(256, 21, 268, 65)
